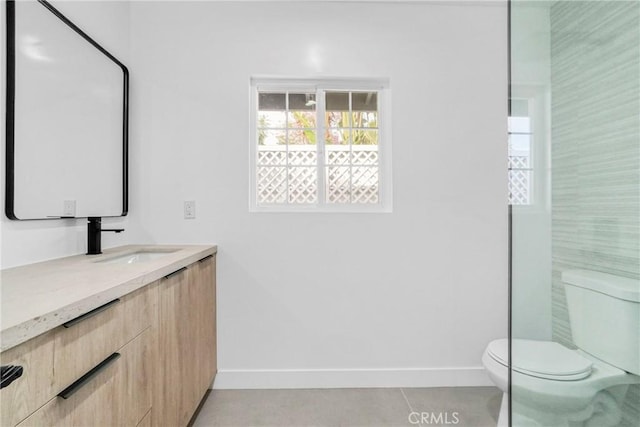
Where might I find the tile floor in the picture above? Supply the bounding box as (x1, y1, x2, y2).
(192, 387, 502, 427)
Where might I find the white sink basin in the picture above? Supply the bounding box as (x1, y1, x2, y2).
(96, 250, 178, 265)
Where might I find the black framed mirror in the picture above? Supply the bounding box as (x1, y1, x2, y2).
(5, 0, 128, 220)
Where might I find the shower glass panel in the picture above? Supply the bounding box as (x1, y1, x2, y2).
(510, 1, 640, 426)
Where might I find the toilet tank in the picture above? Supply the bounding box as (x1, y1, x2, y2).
(562, 270, 640, 375)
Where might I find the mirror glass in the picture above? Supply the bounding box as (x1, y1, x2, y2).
(6, 0, 128, 220)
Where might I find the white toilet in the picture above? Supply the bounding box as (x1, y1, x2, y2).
(483, 269, 640, 427)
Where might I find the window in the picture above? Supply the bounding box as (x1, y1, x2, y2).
(250, 78, 391, 212)
(508, 99, 533, 205)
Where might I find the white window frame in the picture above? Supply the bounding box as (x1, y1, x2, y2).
(508, 102, 534, 206)
(249, 76, 392, 213)
(509, 86, 550, 211)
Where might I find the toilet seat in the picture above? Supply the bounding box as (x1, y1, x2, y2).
(487, 339, 593, 381)
(482, 338, 640, 423)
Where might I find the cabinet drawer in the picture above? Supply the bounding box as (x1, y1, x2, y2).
(17, 328, 152, 427)
(0, 331, 55, 426)
(53, 285, 153, 393)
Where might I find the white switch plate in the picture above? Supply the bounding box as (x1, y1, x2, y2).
(63, 200, 76, 217)
(184, 201, 196, 219)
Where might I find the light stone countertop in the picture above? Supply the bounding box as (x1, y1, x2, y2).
(0, 244, 217, 352)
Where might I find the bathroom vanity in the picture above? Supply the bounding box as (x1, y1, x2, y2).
(0, 245, 217, 426)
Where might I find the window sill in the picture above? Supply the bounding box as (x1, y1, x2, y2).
(249, 203, 392, 214)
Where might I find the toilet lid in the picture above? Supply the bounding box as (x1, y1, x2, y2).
(487, 339, 593, 381)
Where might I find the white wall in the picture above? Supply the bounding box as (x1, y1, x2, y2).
(129, 1, 508, 388)
(0, 0, 131, 269)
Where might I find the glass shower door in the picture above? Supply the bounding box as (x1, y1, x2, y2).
(510, 1, 640, 426)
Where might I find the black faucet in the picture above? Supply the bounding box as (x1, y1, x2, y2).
(87, 217, 124, 255)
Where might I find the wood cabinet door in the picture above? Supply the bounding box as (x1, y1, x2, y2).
(156, 256, 216, 427)
(192, 255, 217, 394)
(156, 266, 191, 427)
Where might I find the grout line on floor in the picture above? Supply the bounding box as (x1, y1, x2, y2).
(399, 388, 414, 413)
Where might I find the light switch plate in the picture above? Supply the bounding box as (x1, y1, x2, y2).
(184, 201, 196, 219)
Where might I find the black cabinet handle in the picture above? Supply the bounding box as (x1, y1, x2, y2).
(57, 353, 120, 399)
(1, 365, 24, 389)
(63, 299, 120, 328)
(164, 267, 187, 280)
(198, 255, 214, 263)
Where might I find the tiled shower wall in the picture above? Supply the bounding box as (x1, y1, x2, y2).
(550, 1, 639, 424)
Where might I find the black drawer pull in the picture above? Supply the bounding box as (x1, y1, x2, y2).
(164, 267, 187, 280)
(198, 255, 214, 263)
(58, 353, 120, 399)
(63, 299, 120, 328)
(1, 365, 24, 389)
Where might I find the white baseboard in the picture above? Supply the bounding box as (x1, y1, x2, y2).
(213, 367, 493, 389)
